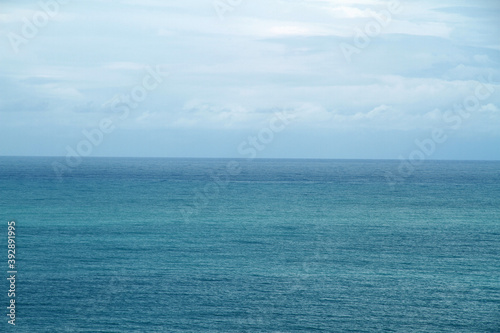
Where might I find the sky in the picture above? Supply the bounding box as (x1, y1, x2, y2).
(0, 0, 499, 160)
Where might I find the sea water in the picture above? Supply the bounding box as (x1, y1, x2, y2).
(0, 157, 499, 332)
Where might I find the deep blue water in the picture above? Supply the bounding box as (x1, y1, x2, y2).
(1, 157, 499, 332)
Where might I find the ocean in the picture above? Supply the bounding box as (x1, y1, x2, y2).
(1, 157, 499, 332)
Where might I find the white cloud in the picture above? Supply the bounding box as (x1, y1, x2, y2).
(0, 0, 499, 158)
(104, 62, 147, 71)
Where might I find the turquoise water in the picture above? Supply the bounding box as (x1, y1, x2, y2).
(1, 157, 499, 332)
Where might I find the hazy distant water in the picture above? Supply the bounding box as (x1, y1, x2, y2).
(1, 157, 499, 332)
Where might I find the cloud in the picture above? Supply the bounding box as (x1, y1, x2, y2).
(0, 0, 499, 158)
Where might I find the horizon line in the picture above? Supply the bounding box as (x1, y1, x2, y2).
(1, 155, 499, 162)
